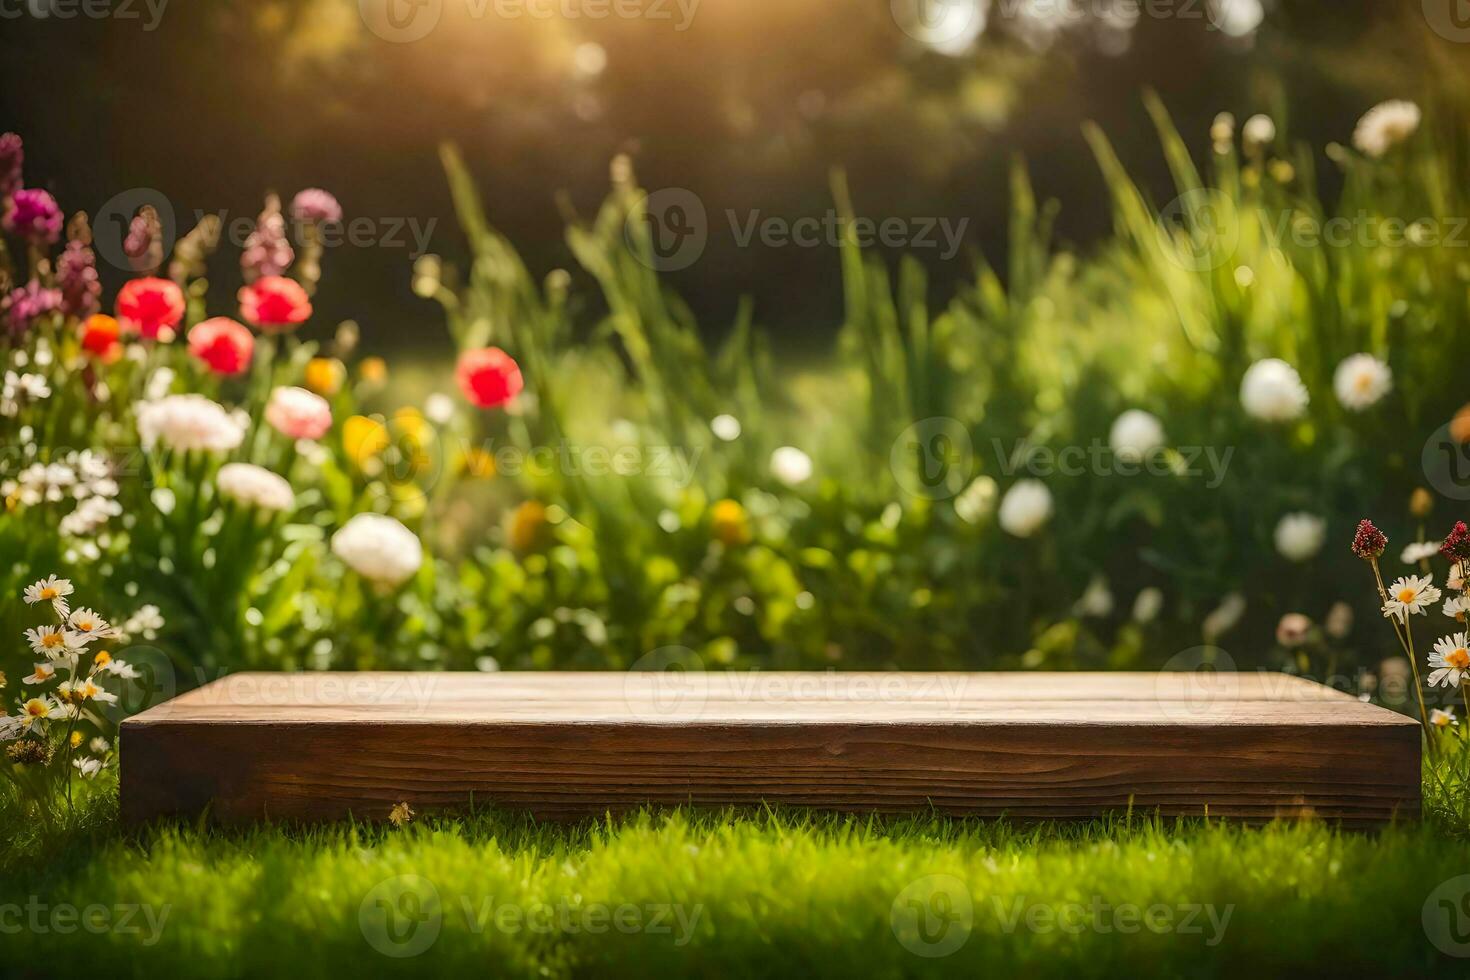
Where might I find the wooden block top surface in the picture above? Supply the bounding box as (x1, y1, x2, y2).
(122, 671, 1417, 728)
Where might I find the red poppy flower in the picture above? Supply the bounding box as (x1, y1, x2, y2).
(116, 277, 185, 341)
(455, 347, 524, 409)
(239, 275, 312, 332)
(187, 317, 256, 376)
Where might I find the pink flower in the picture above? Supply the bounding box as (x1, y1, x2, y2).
(116, 277, 186, 341)
(455, 347, 524, 409)
(265, 386, 332, 440)
(239, 275, 312, 332)
(188, 317, 255, 376)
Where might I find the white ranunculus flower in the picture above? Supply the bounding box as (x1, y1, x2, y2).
(770, 446, 813, 486)
(1132, 587, 1163, 624)
(1202, 592, 1247, 641)
(710, 414, 742, 442)
(1242, 113, 1275, 148)
(953, 475, 997, 526)
(1353, 100, 1421, 159)
(1240, 358, 1309, 422)
(331, 514, 423, 587)
(217, 463, 295, 513)
(1333, 353, 1392, 411)
(1109, 410, 1166, 463)
(1275, 512, 1327, 562)
(136, 394, 247, 453)
(1075, 576, 1114, 618)
(998, 479, 1053, 538)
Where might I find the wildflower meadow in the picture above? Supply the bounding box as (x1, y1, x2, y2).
(6, 2, 1470, 975)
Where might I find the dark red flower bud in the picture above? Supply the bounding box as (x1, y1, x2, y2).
(1352, 519, 1387, 560)
(1441, 521, 1470, 563)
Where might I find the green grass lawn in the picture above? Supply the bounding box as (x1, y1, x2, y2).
(5, 787, 1470, 979)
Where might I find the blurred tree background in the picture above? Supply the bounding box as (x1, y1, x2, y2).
(1, 0, 1465, 355)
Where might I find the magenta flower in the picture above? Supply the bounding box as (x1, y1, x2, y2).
(2, 188, 62, 244)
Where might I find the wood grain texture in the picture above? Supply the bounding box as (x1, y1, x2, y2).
(120, 671, 1421, 826)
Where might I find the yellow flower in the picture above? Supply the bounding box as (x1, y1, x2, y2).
(1410, 488, 1434, 519)
(392, 408, 435, 478)
(388, 801, 414, 827)
(458, 448, 497, 479)
(344, 416, 391, 471)
(359, 357, 388, 385)
(69, 730, 83, 749)
(305, 357, 346, 396)
(509, 500, 549, 553)
(710, 498, 750, 546)
(23, 697, 50, 719)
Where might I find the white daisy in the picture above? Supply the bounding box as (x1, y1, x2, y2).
(23, 575, 73, 616)
(24, 625, 86, 659)
(1401, 541, 1440, 565)
(73, 756, 104, 778)
(1428, 633, 1470, 688)
(66, 607, 115, 639)
(89, 736, 111, 754)
(21, 662, 55, 685)
(1445, 596, 1470, 623)
(18, 696, 56, 734)
(1431, 707, 1458, 730)
(1382, 574, 1441, 621)
(96, 658, 139, 679)
(57, 679, 116, 705)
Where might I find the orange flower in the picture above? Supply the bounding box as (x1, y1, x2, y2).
(508, 500, 549, 553)
(79, 314, 121, 359)
(305, 357, 345, 396)
(360, 357, 388, 385)
(1452, 404, 1470, 445)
